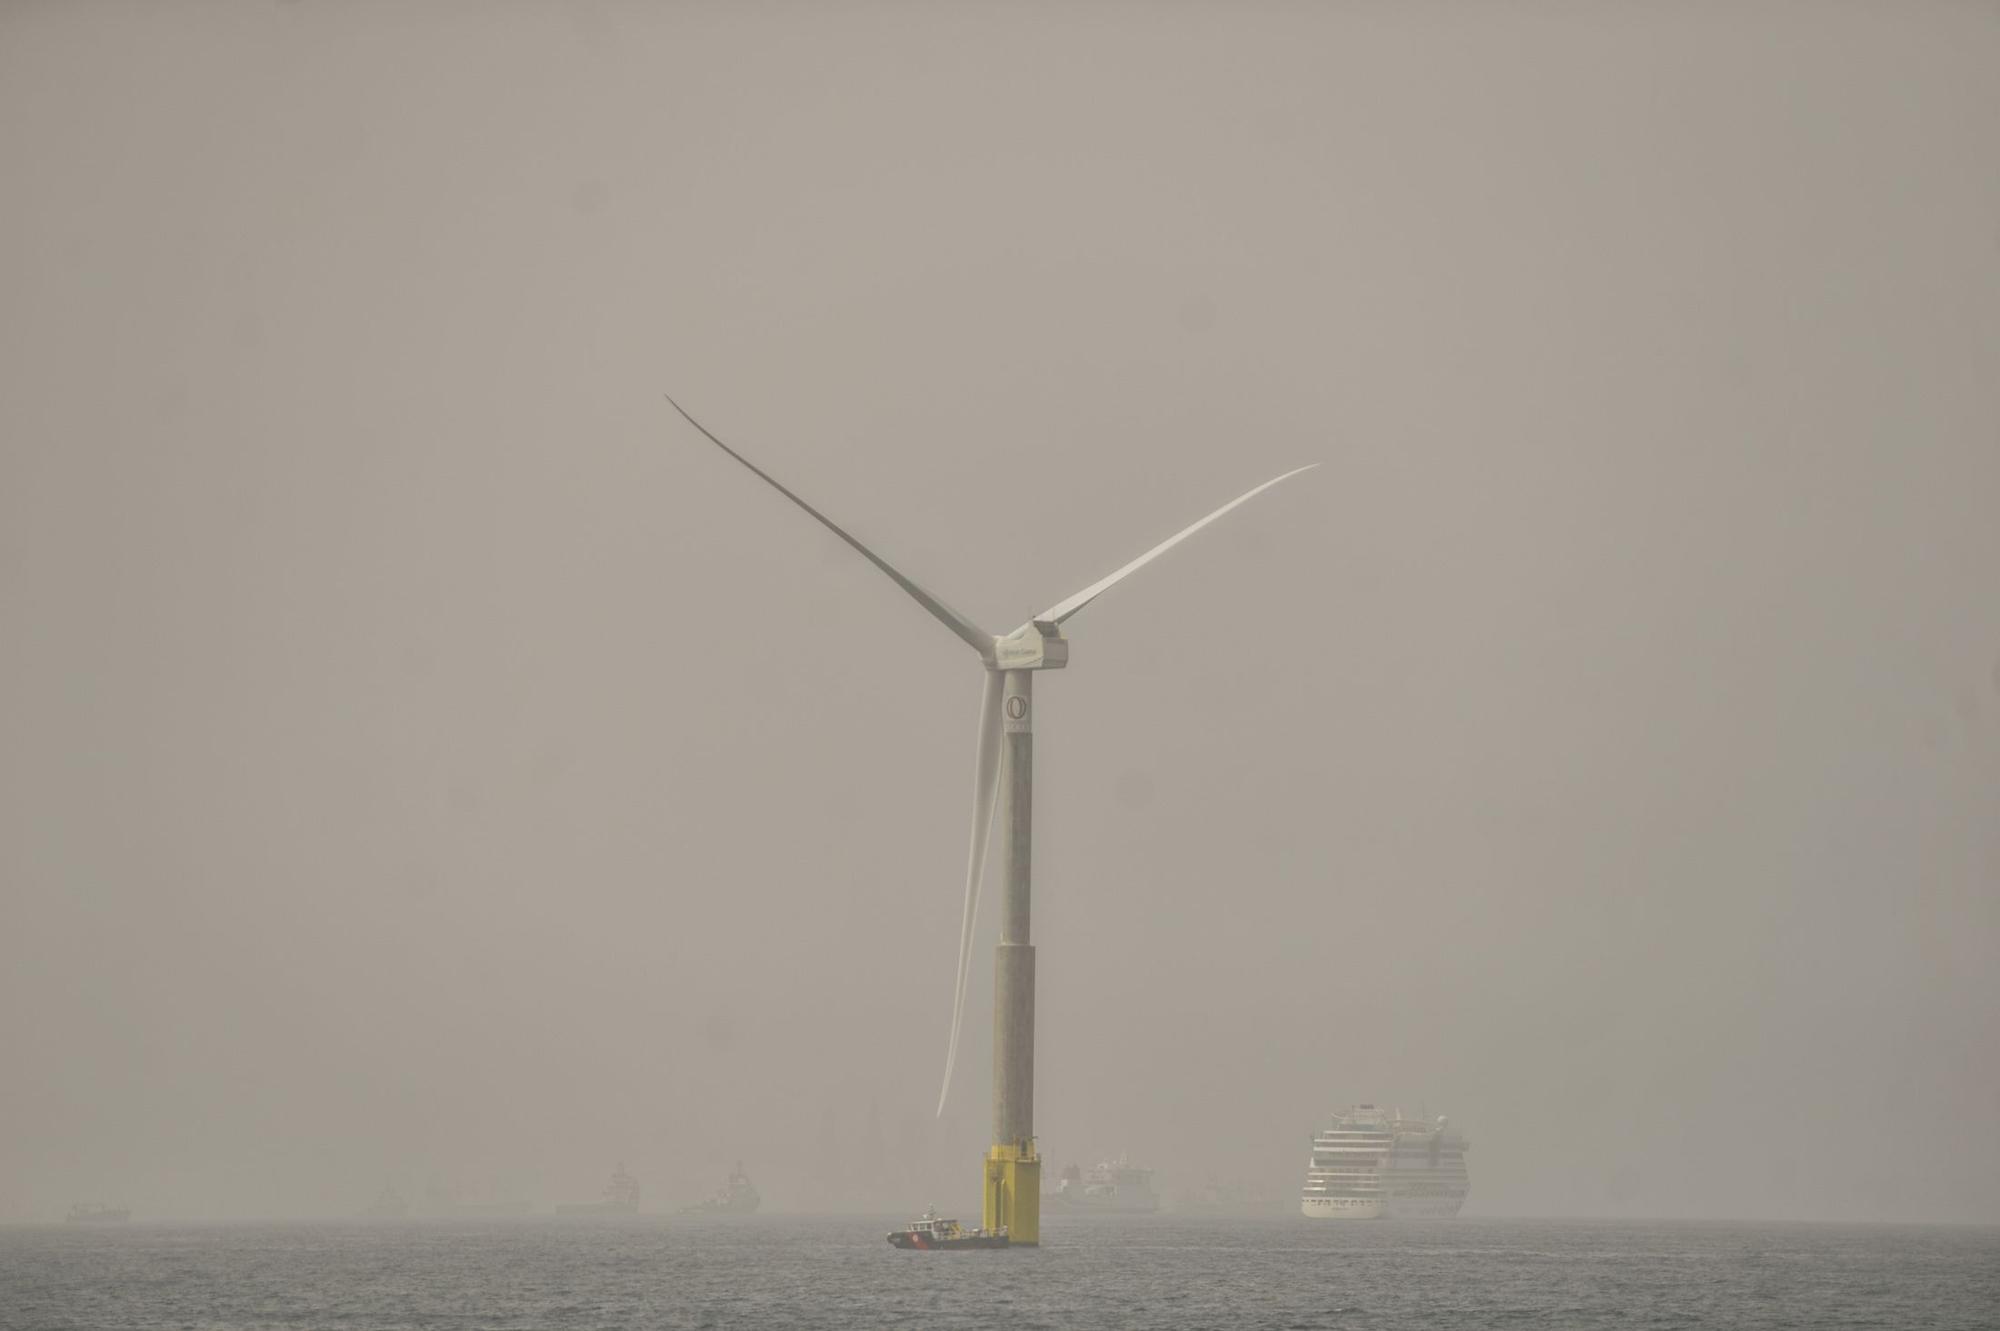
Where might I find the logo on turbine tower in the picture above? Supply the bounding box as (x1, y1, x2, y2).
(1003, 691, 1030, 734)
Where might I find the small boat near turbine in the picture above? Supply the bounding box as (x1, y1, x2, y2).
(887, 1207, 1009, 1250)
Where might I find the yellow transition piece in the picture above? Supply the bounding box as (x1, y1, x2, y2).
(983, 1142, 1040, 1246)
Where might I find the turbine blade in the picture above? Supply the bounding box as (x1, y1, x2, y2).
(936, 671, 1004, 1117)
(666, 395, 993, 656)
(1036, 465, 1318, 625)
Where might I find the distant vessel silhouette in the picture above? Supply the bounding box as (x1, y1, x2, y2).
(65, 1203, 130, 1224)
(683, 1162, 759, 1215)
(556, 1164, 641, 1215)
(361, 1185, 409, 1219)
(1049, 1156, 1159, 1213)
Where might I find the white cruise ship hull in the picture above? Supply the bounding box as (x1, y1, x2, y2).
(1300, 1196, 1385, 1219)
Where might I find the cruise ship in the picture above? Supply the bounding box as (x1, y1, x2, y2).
(1300, 1104, 1469, 1219)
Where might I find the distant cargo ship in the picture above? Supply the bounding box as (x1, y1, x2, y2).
(556, 1165, 641, 1215)
(1049, 1156, 1159, 1213)
(65, 1203, 130, 1224)
(683, 1162, 759, 1215)
(1300, 1104, 1470, 1219)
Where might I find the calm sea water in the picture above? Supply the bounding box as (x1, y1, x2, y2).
(3, 1214, 1994, 1330)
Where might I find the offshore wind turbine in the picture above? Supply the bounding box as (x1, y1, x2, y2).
(669, 396, 1313, 1245)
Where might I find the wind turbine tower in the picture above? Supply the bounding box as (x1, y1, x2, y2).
(670, 397, 1313, 1244)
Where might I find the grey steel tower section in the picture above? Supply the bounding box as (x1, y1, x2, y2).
(993, 670, 1035, 1148)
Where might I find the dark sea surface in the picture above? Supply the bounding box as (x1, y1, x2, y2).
(3, 1214, 1995, 1330)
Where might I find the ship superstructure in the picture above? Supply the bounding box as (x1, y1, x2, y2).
(1299, 1104, 1469, 1219)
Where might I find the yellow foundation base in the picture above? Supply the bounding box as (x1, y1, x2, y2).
(982, 1142, 1040, 1246)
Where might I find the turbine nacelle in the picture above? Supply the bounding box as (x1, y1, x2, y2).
(991, 619, 1069, 672)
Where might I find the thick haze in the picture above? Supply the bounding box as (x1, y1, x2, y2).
(3, 2, 1996, 1225)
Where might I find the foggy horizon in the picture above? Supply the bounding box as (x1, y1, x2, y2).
(3, 1, 1996, 1234)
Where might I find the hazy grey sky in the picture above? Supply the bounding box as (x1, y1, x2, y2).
(3, 1, 1996, 1223)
